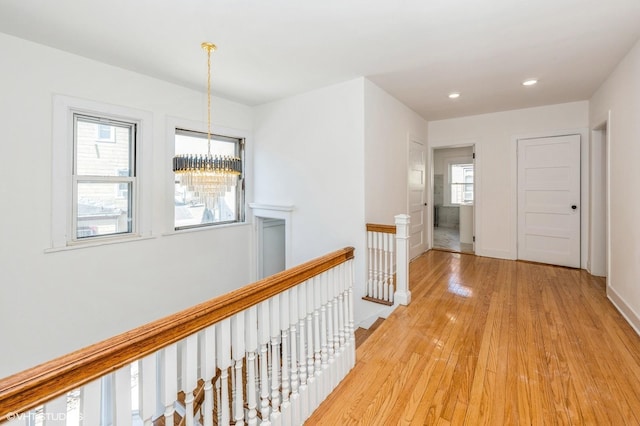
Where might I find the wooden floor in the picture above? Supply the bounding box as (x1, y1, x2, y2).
(307, 250, 640, 425)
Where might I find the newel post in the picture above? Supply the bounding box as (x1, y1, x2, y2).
(394, 214, 411, 305)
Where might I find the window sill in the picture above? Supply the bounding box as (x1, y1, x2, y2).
(162, 221, 251, 237)
(45, 234, 156, 253)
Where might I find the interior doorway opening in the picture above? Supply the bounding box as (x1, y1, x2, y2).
(256, 217, 286, 279)
(432, 146, 475, 254)
(590, 120, 608, 278)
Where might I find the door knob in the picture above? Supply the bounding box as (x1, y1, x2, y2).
(571, 205, 577, 210)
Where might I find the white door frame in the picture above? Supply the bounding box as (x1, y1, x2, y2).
(589, 111, 611, 279)
(249, 203, 294, 278)
(428, 139, 479, 253)
(511, 128, 589, 268)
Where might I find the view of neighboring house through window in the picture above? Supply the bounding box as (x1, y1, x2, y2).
(174, 128, 244, 229)
(74, 114, 136, 239)
(450, 163, 474, 204)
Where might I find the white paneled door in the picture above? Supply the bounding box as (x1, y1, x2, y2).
(408, 138, 426, 259)
(517, 135, 581, 267)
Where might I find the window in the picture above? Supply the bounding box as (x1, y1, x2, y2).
(174, 128, 245, 230)
(74, 114, 136, 240)
(51, 95, 153, 249)
(450, 163, 474, 204)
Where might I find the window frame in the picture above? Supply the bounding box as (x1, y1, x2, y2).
(449, 162, 474, 205)
(443, 157, 474, 206)
(166, 116, 248, 234)
(51, 95, 153, 249)
(73, 114, 137, 240)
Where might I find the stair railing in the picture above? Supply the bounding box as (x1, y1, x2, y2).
(0, 247, 355, 426)
(364, 214, 411, 307)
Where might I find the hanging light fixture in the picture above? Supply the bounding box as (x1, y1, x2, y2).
(173, 42, 242, 210)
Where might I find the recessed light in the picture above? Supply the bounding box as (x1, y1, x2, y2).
(522, 79, 538, 86)
(448, 92, 461, 99)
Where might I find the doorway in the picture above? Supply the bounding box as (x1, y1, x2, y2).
(432, 146, 475, 253)
(256, 217, 286, 279)
(590, 121, 608, 277)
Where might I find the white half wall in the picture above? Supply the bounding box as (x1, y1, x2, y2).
(590, 38, 640, 332)
(428, 101, 589, 260)
(0, 33, 254, 378)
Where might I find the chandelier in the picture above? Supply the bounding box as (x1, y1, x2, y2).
(172, 42, 242, 209)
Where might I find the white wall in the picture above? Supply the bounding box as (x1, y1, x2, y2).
(0, 33, 254, 378)
(363, 79, 428, 224)
(590, 38, 640, 332)
(428, 101, 589, 260)
(253, 78, 377, 324)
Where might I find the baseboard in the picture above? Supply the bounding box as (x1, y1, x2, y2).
(607, 285, 640, 337)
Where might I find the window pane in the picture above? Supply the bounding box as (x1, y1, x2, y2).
(76, 116, 133, 176)
(77, 182, 132, 238)
(174, 130, 240, 229)
(451, 163, 474, 205)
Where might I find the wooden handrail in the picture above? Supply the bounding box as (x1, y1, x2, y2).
(0, 247, 355, 421)
(366, 223, 396, 234)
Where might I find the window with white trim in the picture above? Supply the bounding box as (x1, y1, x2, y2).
(51, 95, 152, 249)
(74, 114, 136, 239)
(174, 128, 245, 230)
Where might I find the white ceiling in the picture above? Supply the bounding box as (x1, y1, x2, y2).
(1, 0, 639, 120)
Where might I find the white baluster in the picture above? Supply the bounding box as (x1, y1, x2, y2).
(319, 271, 329, 400)
(114, 364, 133, 426)
(140, 354, 157, 426)
(181, 334, 198, 426)
(348, 260, 356, 368)
(81, 378, 102, 426)
(337, 265, 347, 377)
(216, 318, 232, 426)
(231, 312, 246, 426)
(258, 300, 272, 425)
(200, 325, 216, 426)
(297, 280, 309, 419)
(305, 276, 316, 410)
(245, 306, 259, 426)
(332, 269, 342, 388)
(313, 275, 322, 392)
(289, 286, 300, 425)
(280, 290, 291, 424)
(326, 269, 337, 391)
(383, 231, 390, 302)
(163, 343, 178, 425)
(269, 295, 281, 424)
(394, 214, 412, 305)
(367, 230, 373, 297)
(389, 232, 396, 303)
(372, 232, 379, 299)
(43, 394, 66, 426)
(377, 232, 384, 299)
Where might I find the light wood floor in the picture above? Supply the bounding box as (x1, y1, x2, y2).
(307, 250, 640, 425)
